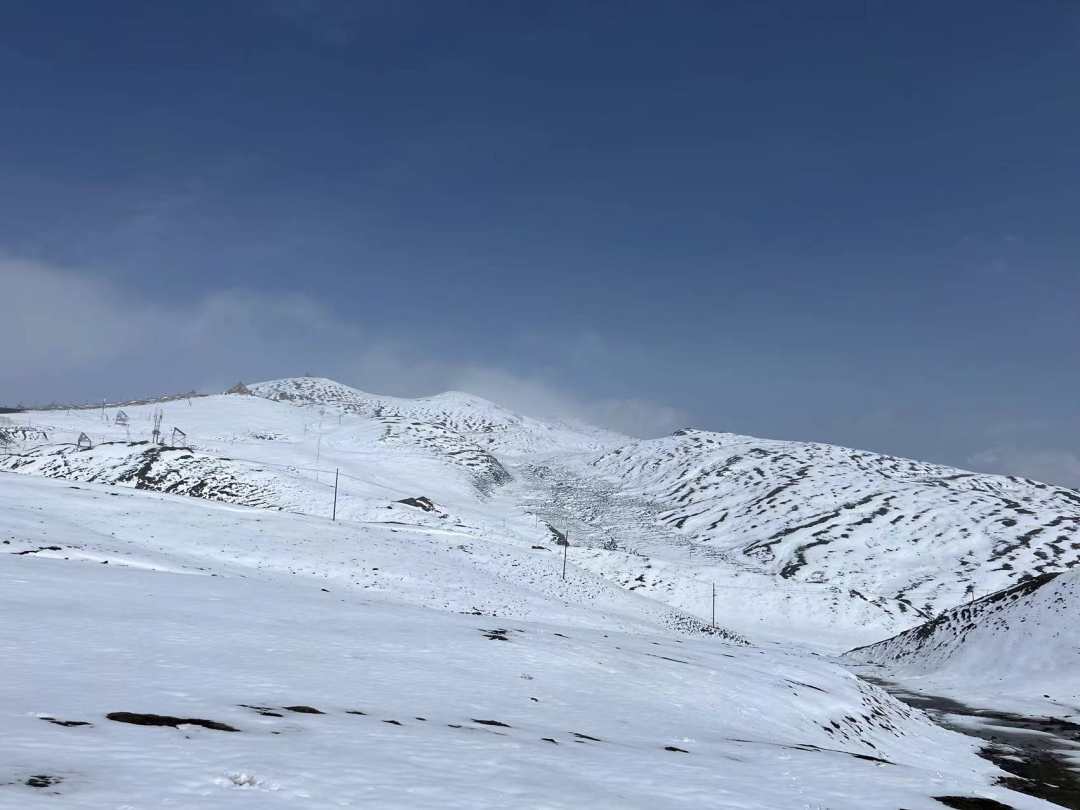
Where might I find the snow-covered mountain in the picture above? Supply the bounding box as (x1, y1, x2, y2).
(3, 377, 1078, 651)
(250, 376, 626, 457)
(577, 428, 1080, 625)
(844, 569, 1080, 712)
(3, 376, 1077, 807)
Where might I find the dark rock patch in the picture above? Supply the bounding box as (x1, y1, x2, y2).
(785, 679, 827, 693)
(934, 798, 1016, 810)
(40, 717, 91, 727)
(106, 712, 239, 732)
(850, 752, 892, 764)
(26, 775, 63, 789)
(239, 705, 283, 717)
(282, 705, 324, 714)
(472, 719, 511, 727)
(644, 653, 691, 665)
(664, 745, 689, 753)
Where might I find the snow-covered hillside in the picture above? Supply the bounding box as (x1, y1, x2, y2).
(0, 473, 1054, 809)
(0, 441, 289, 509)
(250, 376, 626, 457)
(844, 570, 1080, 714)
(4, 377, 1079, 805)
(0, 392, 524, 528)
(576, 428, 1080, 628)
(3, 377, 1078, 652)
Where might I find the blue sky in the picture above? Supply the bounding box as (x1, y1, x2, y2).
(2, 1, 1078, 485)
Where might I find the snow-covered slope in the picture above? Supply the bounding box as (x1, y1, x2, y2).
(0, 441, 289, 509)
(844, 570, 1080, 712)
(0, 393, 523, 525)
(250, 377, 626, 457)
(578, 428, 1080, 627)
(0, 473, 1053, 809)
(5, 379, 1078, 653)
(4, 377, 1079, 805)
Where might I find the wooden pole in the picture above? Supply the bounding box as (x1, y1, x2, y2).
(711, 582, 716, 628)
(562, 533, 568, 580)
(332, 468, 339, 521)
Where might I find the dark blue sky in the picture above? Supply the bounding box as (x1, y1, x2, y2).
(2, 1, 1078, 484)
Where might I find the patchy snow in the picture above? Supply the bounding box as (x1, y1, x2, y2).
(575, 428, 1080, 637)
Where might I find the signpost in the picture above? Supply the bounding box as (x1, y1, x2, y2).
(332, 468, 339, 521)
(711, 582, 716, 629)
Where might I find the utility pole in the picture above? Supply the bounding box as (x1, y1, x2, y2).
(711, 582, 716, 629)
(332, 468, 339, 521)
(562, 531, 568, 580)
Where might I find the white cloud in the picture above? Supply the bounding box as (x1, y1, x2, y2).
(1, 257, 161, 368)
(450, 366, 688, 437)
(0, 257, 684, 437)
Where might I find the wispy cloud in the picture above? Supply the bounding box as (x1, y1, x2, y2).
(0, 256, 682, 437)
(449, 366, 689, 438)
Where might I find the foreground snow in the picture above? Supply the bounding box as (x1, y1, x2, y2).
(0, 474, 1052, 809)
